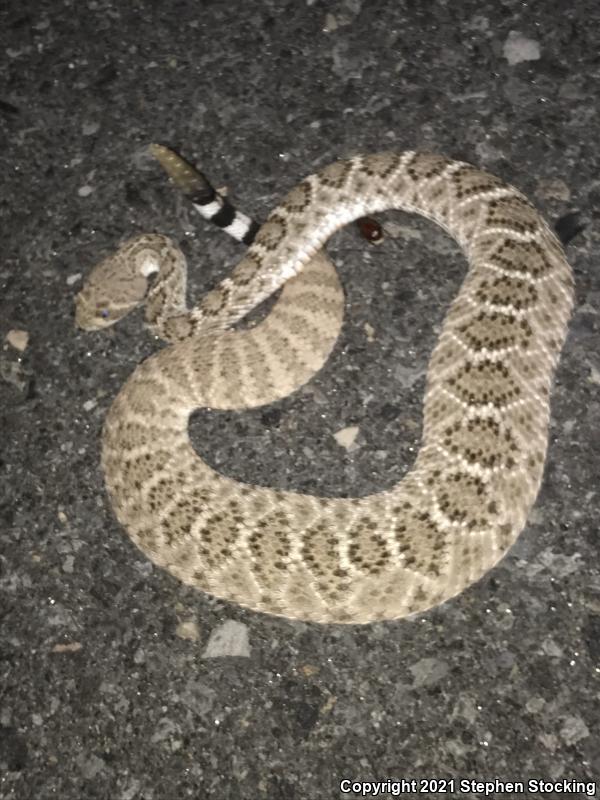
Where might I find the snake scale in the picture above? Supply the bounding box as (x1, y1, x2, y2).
(76, 146, 574, 624)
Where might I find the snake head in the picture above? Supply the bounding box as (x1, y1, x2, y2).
(75, 286, 141, 330)
(75, 236, 163, 331)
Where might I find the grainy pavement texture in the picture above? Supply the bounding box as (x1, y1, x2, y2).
(1, 1, 599, 798)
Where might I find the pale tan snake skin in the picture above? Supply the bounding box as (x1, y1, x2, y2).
(75, 150, 574, 623)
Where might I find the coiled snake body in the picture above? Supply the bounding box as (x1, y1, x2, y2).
(76, 148, 574, 623)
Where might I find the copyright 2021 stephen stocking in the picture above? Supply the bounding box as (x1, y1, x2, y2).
(339, 778, 597, 797)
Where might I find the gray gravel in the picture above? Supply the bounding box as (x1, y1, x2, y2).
(1, 1, 599, 798)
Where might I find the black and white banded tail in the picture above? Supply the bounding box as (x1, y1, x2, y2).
(149, 144, 260, 246)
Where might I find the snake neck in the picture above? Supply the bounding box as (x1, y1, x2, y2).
(138, 235, 190, 341)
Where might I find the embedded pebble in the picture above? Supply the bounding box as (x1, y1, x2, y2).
(409, 657, 450, 688)
(589, 364, 600, 386)
(202, 620, 250, 658)
(175, 619, 200, 642)
(536, 178, 571, 201)
(333, 425, 359, 449)
(0, 359, 27, 390)
(62, 555, 75, 574)
(323, 13, 339, 32)
(121, 779, 142, 800)
(503, 31, 541, 65)
(52, 641, 82, 653)
(364, 322, 376, 341)
(559, 715, 589, 745)
(5, 329, 29, 351)
(82, 121, 100, 136)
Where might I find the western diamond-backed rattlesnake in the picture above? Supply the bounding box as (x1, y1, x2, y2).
(76, 147, 574, 623)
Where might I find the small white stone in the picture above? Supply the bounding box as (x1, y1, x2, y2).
(503, 31, 541, 65)
(540, 637, 562, 657)
(409, 657, 449, 688)
(536, 178, 571, 202)
(525, 696, 545, 714)
(323, 13, 338, 32)
(120, 778, 142, 800)
(364, 322, 376, 341)
(333, 425, 359, 449)
(175, 619, 200, 642)
(588, 364, 600, 386)
(560, 715, 589, 745)
(82, 121, 100, 136)
(202, 620, 250, 658)
(5, 329, 29, 351)
(62, 555, 75, 574)
(51, 641, 82, 653)
(384, 221, 422, 240)
(538, 732, 559, 752)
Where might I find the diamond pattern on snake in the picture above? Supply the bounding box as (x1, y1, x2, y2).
(75, 145, 574, 623)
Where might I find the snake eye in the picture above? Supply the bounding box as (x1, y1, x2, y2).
(100, 309, 110, 319)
